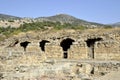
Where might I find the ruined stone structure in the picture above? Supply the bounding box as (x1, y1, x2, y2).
(0, 29, 120, 60)
(0, 29, 120, 80)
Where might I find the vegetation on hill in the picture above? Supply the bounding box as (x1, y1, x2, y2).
(0, 21, 87, 38)
(36, 14, 105, 28)
(0, 13, 113, 41)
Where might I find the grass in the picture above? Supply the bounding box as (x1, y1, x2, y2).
(0, 21, 117, 41)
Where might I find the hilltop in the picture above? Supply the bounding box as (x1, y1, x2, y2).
(0, 13, 114, 41)
(36, 14, 106, 28)
(0, 13, 107, 28)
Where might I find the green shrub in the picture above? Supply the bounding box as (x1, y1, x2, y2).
(0, 21, 87, 39)
(8, 20, 14, 22)
(104, 25, 113, 29)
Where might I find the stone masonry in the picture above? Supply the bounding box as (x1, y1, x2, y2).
(0, 29, 120, 60)
(0, 29, 120, 80)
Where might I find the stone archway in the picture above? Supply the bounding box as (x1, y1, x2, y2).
(39, 40, 50, 52)
(60, 38, 75, 59)
(86, 38, 102, 59)
(20, 41, 31, 51)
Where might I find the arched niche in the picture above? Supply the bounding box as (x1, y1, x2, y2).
(85, 37, 102, 59)
(39, 40, 50, 52)
(60, 38, 75, 59)
(20, 41, 31, 51)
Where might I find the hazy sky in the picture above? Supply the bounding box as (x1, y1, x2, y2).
(0, 0, 120, 24)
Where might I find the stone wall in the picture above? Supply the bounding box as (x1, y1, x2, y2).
(1, 29, 120, 80)
(0, 29, 120, 60)
(95, 41, 120, 60)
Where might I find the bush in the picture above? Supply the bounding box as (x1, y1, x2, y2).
(8, 20, 14, 22)
(104, 25, 112, 29)
(0, 21, 87, 40)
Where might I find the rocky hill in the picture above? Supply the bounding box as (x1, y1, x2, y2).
(36, 14, 106, 28)
(0, 13, 107, 28)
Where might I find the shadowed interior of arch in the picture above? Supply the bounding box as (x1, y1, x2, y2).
(20, 41, 31, 51)
(86, 37, 102, 59)
(39, 40, 50, 52)
(60, 38, 75, 58)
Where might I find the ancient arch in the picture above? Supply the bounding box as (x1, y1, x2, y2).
(86, 38, 102, 59)
(60, 38, 75, 59)
(20, 41, 31, 51)
(39, 40, 50, 52)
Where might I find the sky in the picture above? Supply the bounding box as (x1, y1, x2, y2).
(0, 0, 120, 24)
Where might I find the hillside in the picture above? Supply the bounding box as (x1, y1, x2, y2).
(0, 13, 112, 29)
(111, 22, 120, 27)
(0, 13, 21, 20)
(36, 14, 106, 28)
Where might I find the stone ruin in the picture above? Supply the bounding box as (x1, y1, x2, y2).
(1, 29, 120, 60)
(0, 29, 120, 80)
